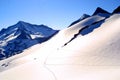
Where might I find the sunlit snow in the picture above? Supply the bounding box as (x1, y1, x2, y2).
(0, 12, 120, 80)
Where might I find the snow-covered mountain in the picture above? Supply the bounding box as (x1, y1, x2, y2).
(0, 6, 120, 80)
(68, 14, 90, 27)
(0, 21, 58, 60)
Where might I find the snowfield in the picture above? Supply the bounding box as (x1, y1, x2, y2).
(0, 7, 120, 80)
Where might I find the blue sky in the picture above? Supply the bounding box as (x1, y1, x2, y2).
(0, 0, 120, 30)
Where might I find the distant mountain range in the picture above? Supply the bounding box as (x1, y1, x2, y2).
(0, 21, 58, 60)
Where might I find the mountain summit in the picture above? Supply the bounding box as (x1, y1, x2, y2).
(69, 14, 90, 27)
(0, 21, 58, 59)
(92, 7, 110, 15)
(112, 6, 120, 13)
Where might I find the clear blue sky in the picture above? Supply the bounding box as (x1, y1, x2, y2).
(0, 0, 120, 30)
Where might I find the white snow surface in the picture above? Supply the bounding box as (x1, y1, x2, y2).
(0, 14, 120, 80)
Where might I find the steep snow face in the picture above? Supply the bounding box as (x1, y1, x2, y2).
(0, 21, 58, 60)
(47, 14, 120, 66)
(51, 14, 106, 48)
(44, 14, 120, 80)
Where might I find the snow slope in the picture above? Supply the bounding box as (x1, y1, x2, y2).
(0, 7, 120, 80)
(44, 14, 120, 80)
(47, 14, 120, 65)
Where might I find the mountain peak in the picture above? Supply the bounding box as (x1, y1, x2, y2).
(112, 6, 120, 14)
(18, 21, 25, 23)
(92, 7, 110, 15)
(68, 14, 90, 27)
(0, 21, 58, 60)
(17, 21, 28, 25)
(80, 14, 90, 20)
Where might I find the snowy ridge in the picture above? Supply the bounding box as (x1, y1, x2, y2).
(68, 14, 90, 27)
(0, 6, 120, 80)
(0, 21, 58, 60)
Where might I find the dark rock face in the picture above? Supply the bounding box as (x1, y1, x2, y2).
(92, 7, 110, 15)
(112, 6, 120, 14)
